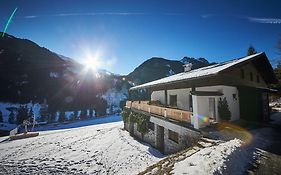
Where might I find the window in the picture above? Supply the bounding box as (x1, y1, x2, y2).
(148, 122, 154, 131)
(240, 69, 245, 79)
(169, 95, 177, 107)
(250, 72, 253, 81)
(168, 130, 179, 143)
(256, 75, 260, 83)
(189, 94, 193, 111)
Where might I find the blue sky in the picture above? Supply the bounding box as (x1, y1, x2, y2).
(1, 0, 281, 75)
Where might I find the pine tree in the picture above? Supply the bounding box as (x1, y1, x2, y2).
(247, 45, 257, 56)
(8, 112, 15, 124)
(80, 109, 87, 119)
(58, 111, 65, 123)
(218, 97, 231, 121)
(0, 111, 3, 123)
(29, 108, 34, 121)
(73, 110, 78, 120)
(89, 108, 93, 118)
(17, 105, 29, 125)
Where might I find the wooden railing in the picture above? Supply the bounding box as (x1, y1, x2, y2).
(125, 101, 192, 123)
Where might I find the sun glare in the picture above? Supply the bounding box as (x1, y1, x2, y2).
(83, 58, 101, 71)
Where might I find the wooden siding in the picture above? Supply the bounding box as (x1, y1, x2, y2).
(125, 101, 192, 123)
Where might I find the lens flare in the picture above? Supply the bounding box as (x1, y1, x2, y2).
(2, 7, 18, 37)
(216, 122, 253, 146)
(194, 114, 209, 124)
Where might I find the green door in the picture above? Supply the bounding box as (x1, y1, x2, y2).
(238, 86, 263, 122)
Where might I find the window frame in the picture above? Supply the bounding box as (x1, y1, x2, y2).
(168, 129, 179, 143)
(169, 95, 177, 107)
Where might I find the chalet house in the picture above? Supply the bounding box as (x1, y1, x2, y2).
(125, 52, 277, 153)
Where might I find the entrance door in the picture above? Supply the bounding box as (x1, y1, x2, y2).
(155, 125, 164, 153)
(209, 98, 216, 121)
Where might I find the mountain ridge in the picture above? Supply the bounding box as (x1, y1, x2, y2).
(0, 33, 212, 111)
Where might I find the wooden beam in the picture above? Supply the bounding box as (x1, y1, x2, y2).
(164, 89, 168, 106)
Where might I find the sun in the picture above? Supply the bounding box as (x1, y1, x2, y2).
(83, 57, 101, 71)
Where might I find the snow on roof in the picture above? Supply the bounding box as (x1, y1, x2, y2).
(130, 52, 264, 90)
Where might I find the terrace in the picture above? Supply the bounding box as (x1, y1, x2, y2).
(125, 100, 194, 126)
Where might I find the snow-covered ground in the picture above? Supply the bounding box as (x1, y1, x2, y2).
(172, 139, 244, 175)
(1, 113, 279, 175)
(0, 116, 164, 175)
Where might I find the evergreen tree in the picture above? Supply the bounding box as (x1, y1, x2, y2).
(29, 108, 34, 121)
(8, 112, 15, 124)
(80, 109, 87, 120)
(247, 45, 257, 56)
(95, 99, 107, 117)
(58, 111, 65, 123)
(73, 110, 78, 120)
(49, 111, 56, 123)
(89, 108, 94, 118)
(218, 97, 231, 121)
(0, 111, 3, 123)
(17, 105, 29, 125)
(270, 61, 281, 96)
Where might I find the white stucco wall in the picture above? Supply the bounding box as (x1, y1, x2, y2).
(151, 85, 240, 129)
(151, 88, 191, 110)
(196, 85, 240, 122)
(167, 88, 191, 110)
(151, 90, 165, 105)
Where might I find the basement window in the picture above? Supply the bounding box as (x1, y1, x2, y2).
(148, 121, 155, 131)
(168, 130, 179, 143)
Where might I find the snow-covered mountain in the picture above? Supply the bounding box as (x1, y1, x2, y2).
(0, 33, 212, 113)
(127, 56, 211, 85)
(0, 33, 130, 114)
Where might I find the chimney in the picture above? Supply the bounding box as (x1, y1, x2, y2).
(183, 63, 192, 72)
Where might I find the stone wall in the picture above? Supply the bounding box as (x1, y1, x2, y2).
(124, 115, 201, 154)
(133, 123, 155, 147)
(163, 127, 200, 154)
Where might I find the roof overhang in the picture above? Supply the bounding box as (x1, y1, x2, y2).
(129, 74, 218, 91)
(130, 52, 278, 91)
(190, 91, 223, 96)
(256, 87, 278, 93)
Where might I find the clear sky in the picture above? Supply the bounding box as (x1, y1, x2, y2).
(1, 0, 281, 75)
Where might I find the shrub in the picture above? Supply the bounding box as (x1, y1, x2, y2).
(218, 97, 231, 121)
(135, 113, 150, 140)
(121, 108, 130, 123)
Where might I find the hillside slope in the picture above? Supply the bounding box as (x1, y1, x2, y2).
(127, 57, 211, 85)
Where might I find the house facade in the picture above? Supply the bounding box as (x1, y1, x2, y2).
(124, 52, 277, 153)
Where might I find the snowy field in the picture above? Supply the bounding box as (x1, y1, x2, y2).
(0, 117, 164, 175)
(1, 113, 279, 175)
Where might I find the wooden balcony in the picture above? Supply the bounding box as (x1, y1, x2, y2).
(125, 101, 192, 123)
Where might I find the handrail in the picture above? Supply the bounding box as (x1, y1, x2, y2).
(125, 101, 192, 123)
